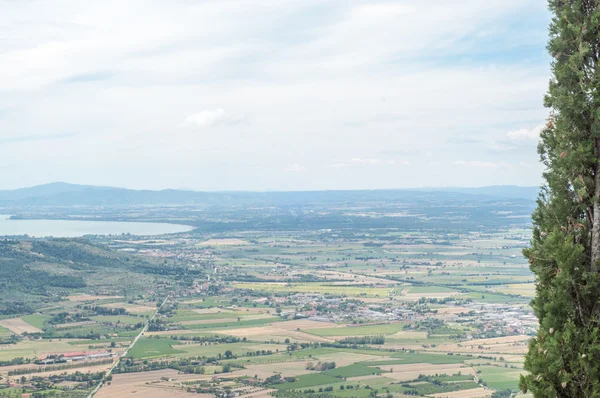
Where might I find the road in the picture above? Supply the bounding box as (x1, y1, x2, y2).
(86, 295, 170, 398)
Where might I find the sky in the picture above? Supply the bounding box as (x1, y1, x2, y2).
(0, 0, 551, 191)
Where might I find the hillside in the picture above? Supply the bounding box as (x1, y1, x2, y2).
(0, 182, 538, 207)
(0, 239, 203, 315)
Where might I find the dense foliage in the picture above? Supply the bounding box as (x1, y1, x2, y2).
(521, 1, 600, 396)
(337, 335, 385, 345)
(0, 241, 86, 314)
(0, 238, 202, 315)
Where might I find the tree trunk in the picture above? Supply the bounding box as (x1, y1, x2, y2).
(592, 137, 600, 272)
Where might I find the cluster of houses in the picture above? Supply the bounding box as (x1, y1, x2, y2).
(463, 302, 538, 337)
(37, 350, 116, 365)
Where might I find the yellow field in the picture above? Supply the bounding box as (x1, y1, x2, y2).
(495, 283, 535, 297)
(102, 302, 157, 313)
(234, 282, 391, 297)
(384, 363, 474, 382)
(198, 239, 249, 246)
(212, 325, 334, 343)
(429, 335, 531, 355)
(68, 294, 123, 301)
(432, 388, 493, 398)
(96, 369, 212, 398)
(0, 318, 42, 334)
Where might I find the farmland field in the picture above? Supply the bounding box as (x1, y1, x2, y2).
(21, 314, 51, 329)
(127, 338, 183, 359)
(0, 317, 43, 334)
(305, 323, 406, 337)
(0, 189, 538, 397)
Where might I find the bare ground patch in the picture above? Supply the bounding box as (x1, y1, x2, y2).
(54, 321, 97, 328)
(68, 294, 123, 302)
(277, 320, 343, 330)
(102, 302, 157, 313)
(178, 318, 239, 325)
(0, 318, 42, 334)
(401, 292, 458, 300)
(198, 239, 249, 246)
(389, 331, 428, 339)
(384, 364, 474, 382)
(347, 374, 387, 382)
(463, 335, 530, 346)
(192, 308, 239, 314)
(231, 361, 313, 379)
(434, 307, 472, 315)
(431, 387, 493, 398)
(429, 335, 530, 355)
(96, 369, 213, 398)
(212, 325, 334, 343)
(317, 352, 385, 367)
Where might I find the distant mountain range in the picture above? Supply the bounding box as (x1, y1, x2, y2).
(0, 182, 539, 207)
(412, 185, 540, 200)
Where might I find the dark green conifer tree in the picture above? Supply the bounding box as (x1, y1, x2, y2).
(521, 1, 600, 396)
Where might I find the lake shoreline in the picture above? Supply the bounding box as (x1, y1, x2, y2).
(0, 215, 194, 238)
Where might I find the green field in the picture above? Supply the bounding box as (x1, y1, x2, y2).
(436, 374, 475, 382)
(0, 325, 12, 338)
(235, 282, 391, 297)
(127, 338, 183, 359)
(0, 340, 82, 361)
(408, 286, 457, 294)
(21, 314, 51, 329)
(181, 317, 279, 330)
(457, 292, 529, 304)
(476, 365, 523, 390)
(305, 322, 405, 337)
(172, 342, 287, 358)
(401, 380, 481, 396)
(91, 315, 147, 325)
(273, 373, 341, 390)
(324, 363, 385, 378)
(362, 352, 469, 366)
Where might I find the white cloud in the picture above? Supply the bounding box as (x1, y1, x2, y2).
(285, 164, 305, 172)
(351, 158, 380, 165)
(506, 124, 544, 141)
(185, 109, 236, 127)
(453, 160, 498, 168)
(327, 163, 348, 168)
(326, 158, 409, 168)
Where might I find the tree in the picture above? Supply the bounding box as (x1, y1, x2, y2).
(520, 1, 600, 396)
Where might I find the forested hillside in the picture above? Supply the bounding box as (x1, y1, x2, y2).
(0, 239, 202, 315)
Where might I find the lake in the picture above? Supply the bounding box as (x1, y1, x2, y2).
(0, 215, 194, 237)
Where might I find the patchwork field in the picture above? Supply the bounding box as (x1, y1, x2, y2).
(96, 369, 212, 398)
(0, 217, 536, 397)
(0, 317, 43, 334)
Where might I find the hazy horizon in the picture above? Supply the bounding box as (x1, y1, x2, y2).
(0, 180, 539, 193)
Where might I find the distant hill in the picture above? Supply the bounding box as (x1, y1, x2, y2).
(0, 182, 539, 207)
(0, 182, 95, 201)
(415, 186, 540, 201)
